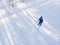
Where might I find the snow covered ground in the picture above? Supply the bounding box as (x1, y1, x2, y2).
(0, 0, 60, 45)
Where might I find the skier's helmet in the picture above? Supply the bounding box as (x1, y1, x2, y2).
(40, 16, 43, 18)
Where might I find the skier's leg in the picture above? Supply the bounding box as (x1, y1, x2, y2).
(37, 23, 41, 30)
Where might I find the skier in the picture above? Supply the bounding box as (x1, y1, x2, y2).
(38, 16, 43, 27)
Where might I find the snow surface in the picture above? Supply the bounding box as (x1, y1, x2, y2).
(0, 0, 60, 45)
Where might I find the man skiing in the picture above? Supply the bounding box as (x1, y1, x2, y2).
(38, 16, 43, 27)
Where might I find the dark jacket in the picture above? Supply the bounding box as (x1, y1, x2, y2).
(39, 17, 43, 23)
